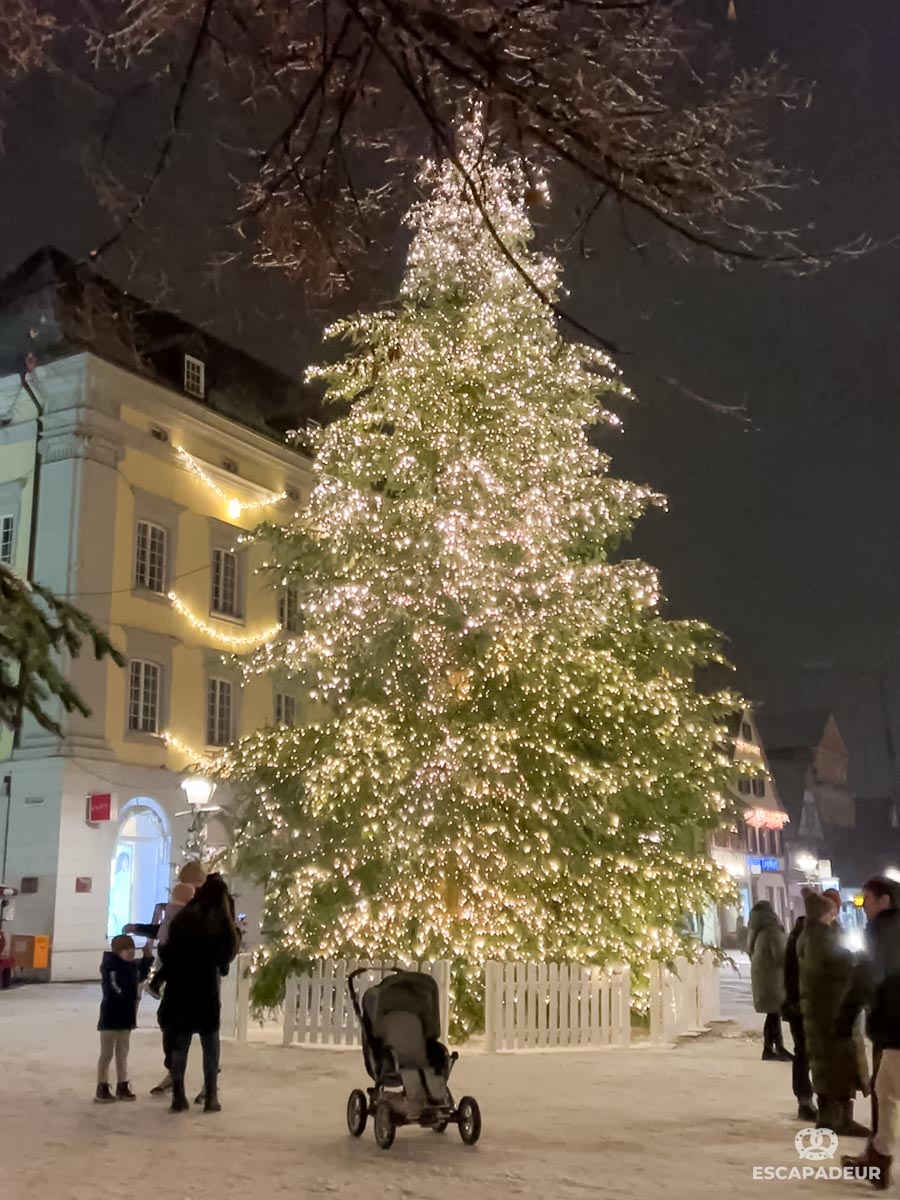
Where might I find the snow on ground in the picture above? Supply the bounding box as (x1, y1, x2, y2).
(719, 952, 754, 1023)
(0, 978, 872, 1200)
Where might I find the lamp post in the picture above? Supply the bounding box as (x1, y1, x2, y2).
(176, 775, 220, 863)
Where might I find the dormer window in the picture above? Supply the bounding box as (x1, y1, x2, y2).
(184, 354, 206, 399)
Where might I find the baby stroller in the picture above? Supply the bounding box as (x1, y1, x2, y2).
(345, 967, 482, 1150)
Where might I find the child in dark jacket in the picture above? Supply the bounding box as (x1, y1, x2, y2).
(95, 934, 153, 1103)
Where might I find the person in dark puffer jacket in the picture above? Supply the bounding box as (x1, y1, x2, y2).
(157, 874, 240, 1115)
(840, 877, 900, 1188)
(784, 910, 815, 1120)
(798, 889, 869, 1138)
(748, 900, 792, 1061)
(783, 888, 843, 1122)
(95, 934, 154, 1104)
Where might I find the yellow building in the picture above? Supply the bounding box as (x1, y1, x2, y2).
(0, 249, 317, 979)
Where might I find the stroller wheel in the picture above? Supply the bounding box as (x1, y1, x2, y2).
(374, 1100, 396, 1150)
(432, 1119, 449, 1134)
(457, 1096, 482, 1146)
(347, 1089, 368, 1137)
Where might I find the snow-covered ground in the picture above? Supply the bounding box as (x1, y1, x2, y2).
(719, 951, 755, 1023)
(0, 978, 870, 1200)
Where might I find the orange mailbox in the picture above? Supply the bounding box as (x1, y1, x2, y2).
(33, 936, 50, 970)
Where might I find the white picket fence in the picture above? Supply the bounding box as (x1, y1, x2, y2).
(282, 958, 451, 1047)
(224, 951, 721, 1049)
(647, 953, 720, 1044)
(484, 960, 631, 1051)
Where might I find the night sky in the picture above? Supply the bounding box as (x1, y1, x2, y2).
(1, 1, 898, 792)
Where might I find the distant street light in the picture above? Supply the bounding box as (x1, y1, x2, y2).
(795, 852, 819, 884)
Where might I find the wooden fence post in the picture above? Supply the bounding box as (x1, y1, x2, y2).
(484, 961, 499, 1052)
(236, 953, 251, 1043)
(648, 960, 662, 1044)
(282, 973, 298, 1046)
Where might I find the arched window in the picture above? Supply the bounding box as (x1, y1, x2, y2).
(107, 798, 172, 939)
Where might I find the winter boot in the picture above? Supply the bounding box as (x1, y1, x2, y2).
(816, 1098, 837, 1131)
(94, 1083, 115, 1104)
(169, 1081, 190, 1114)
(797, 1098, 818, 1123)
(833, 1099, 871, 1139)
(150, 1074, 173, 1096)
(203, 1088, 222, 1114)
(841, 1142, 892, 1190)
(761, 1045, 779, 1061)
(773, 1044, 795, 1063)
(116, 1082, 136, 1102)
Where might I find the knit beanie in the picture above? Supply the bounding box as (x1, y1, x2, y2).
(804, 889, 833, 922)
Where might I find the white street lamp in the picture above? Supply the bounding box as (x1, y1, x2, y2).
(177, 775, 221, 863)
(180, 775, 217, 810)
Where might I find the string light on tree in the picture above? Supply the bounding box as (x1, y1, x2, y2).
(175, 445, 287, 519)
(224, 112, 739, 1030)
(167, 592, 281, 649)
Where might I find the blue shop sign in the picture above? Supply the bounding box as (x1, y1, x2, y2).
(747, 855, 781, 873)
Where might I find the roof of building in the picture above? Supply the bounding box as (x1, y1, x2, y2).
(757, 709, 835, 754)
(0, 247, 321, 440)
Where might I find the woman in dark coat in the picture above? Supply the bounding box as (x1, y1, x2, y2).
(158, 873, 240, 1114)
(798, 889, 869, 1136)
(748, 899, 792, 1061)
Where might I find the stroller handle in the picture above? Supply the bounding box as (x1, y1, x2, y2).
(347, 963, 407, 1011)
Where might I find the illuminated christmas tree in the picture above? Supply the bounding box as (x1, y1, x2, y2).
(228, 117, 736, 1028)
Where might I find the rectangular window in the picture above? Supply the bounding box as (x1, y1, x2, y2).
(206, 678, 233, 746)
(0, 514, 14, 565)
(127, 660, 161, 734)
(741, 721, 752, 741)
(211, 547, 241, 617)
(275, 693, 296, 727)
(184, 355, 206, 399)
(738, 778, 751, 796)
(752, 777, 766, 798)
(278, 584, 301, 634)
(134, 521, 167, 593)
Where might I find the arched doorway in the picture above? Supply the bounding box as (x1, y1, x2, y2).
(107, 798, 171, 938)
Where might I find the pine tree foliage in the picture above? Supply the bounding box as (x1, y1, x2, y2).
(226, 119, 738, 1029)
(0, 563, 124, 735)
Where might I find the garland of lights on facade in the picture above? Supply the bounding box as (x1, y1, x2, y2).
(166, 591, 281, 650)
(175, 445, 287, 520)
